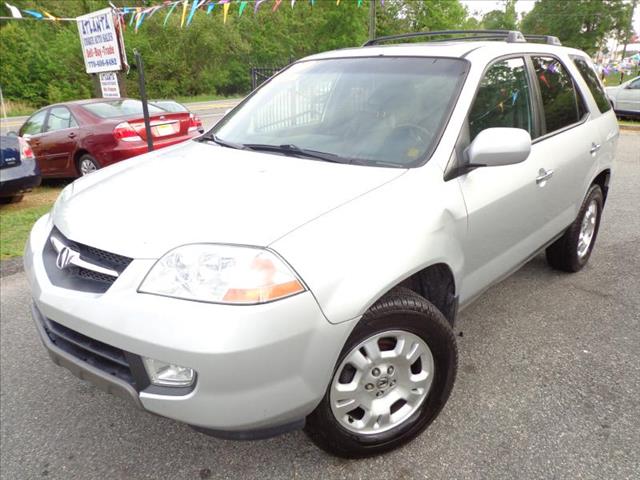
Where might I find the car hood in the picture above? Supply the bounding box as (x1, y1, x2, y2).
(52, 141, 406, 258)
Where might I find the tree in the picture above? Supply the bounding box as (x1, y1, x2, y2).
(521, 0, 631, 55)
(481, 0, 518, 31)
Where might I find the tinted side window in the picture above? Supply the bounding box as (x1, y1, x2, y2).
(21, 110, 48, 136)
(532, 57, 586, 134)
(469, 58, 533, 141)
(46, 107, 78, 132)
(572, 57, 612, 113)
(629, 78, 640, 89)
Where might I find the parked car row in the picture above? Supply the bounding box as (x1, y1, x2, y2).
(13, 98, 203, 179)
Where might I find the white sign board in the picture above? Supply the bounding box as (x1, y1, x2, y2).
(99, 72, 120, 98)
(77, 8, 122, 74)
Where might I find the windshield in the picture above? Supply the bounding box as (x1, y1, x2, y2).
(82, 99, 165, 118)
(211, 57, 468, 167)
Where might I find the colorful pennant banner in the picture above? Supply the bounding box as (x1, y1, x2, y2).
(2, 0, 384, 29)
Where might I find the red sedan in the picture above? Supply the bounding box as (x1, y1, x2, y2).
(18, 98, 203, 177)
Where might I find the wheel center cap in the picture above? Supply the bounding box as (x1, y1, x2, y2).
(376, 377, 389, 389)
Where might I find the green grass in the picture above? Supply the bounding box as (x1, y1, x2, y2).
(603, 69, 640, 87)
(619, 118, 640, 127)
(1, 99, 37, 117)
(0, 185, 64, 259)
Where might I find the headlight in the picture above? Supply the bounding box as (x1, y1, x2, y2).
(139, 244, 305, 304)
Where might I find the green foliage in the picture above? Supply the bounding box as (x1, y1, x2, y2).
(480, 0, 518, 31)
(520, 0, 631, 55)
(3, 0, 630, 107)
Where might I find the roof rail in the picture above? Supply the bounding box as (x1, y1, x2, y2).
(362, 30, 562, 47)
(522, 34, 562, 46)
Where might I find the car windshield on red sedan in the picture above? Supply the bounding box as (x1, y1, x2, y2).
(82, 99, 165, 118)
(209, 57, 468, 167)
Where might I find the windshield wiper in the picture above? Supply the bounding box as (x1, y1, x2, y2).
(244, 144, 351, 164)
(199, 133, 247, 150)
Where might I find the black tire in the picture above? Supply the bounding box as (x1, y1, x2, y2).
(0, 194, 24, 204)
(304, 287, 457, 458)
(546, 184, 604, 272)
(76, 154, 100, 176)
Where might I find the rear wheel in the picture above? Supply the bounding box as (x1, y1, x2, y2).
(304, 288, 457, 458)
(77, 154, 100, 176)
(546, 184, 604, 272)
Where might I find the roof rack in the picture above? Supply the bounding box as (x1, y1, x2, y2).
(362, 30, 561, 47)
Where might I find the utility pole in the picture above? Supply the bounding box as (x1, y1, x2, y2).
(369, 0, 376, 41)
(621, 0, 638, 61)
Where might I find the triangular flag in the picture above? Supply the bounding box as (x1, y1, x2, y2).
(273, 0, 282, 12)
(207, 2, 215, 14)
(129, 8, 138, 26)
(186, 0, 201, 26)
(357, 0, 363, 6)
(336, 0, 341, 5)
(291, 0, 296, 7)
(135, 11, 146, 32)
(147, 5, 161, 18)
(223, 1, 230, 23)
(180, 0, 189, 28)
(4, 2, 21, 18)
(163, 2, 178, 25)
(238, 1, 247, 16)
(23, 9, 43, 19)
(42, 10, 57, 20)
(254, 0, 266, 13)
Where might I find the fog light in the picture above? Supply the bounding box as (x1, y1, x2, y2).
(142, 357, 195, 387)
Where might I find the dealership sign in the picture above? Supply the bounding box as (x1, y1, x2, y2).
(76, 8, 122, 74)
(99, 72, 121, 98)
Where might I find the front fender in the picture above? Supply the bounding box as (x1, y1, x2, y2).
(271, 163, 467, 324)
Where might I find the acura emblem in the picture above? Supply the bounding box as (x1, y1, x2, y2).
(56, 246, 77, 270)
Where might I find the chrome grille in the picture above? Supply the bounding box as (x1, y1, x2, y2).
(43, 227, 133, 293)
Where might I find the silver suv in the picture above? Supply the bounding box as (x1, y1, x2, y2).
(25, 30, 618, 458)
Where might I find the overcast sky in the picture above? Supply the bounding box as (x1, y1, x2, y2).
(459, 0, 640, 35)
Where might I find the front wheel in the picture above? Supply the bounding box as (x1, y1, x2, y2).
(304, 288, 457, 458)
(77, 154, 100, 176)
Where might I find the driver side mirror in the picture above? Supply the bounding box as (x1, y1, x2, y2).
(465, 127, 531, 168)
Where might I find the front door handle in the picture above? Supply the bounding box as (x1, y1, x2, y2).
(590, 142, 601, 155)
(536, 168, 554, 187)
(68, 132, 77, 139)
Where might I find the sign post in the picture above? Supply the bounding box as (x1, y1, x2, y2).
(134, 50, 154, 152)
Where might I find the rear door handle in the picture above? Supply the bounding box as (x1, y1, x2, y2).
(536, 168, 554, 186)
(68, 132, 77, 139)
(590, 142, 601, 154)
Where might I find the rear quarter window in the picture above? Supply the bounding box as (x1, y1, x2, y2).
(571, 57, 612, 113)
(532, 56, 587, 134)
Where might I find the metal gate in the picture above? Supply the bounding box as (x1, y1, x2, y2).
(250, 66, 284, 90)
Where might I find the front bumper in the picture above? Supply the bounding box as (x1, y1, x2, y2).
(25, 214, 356, 435)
